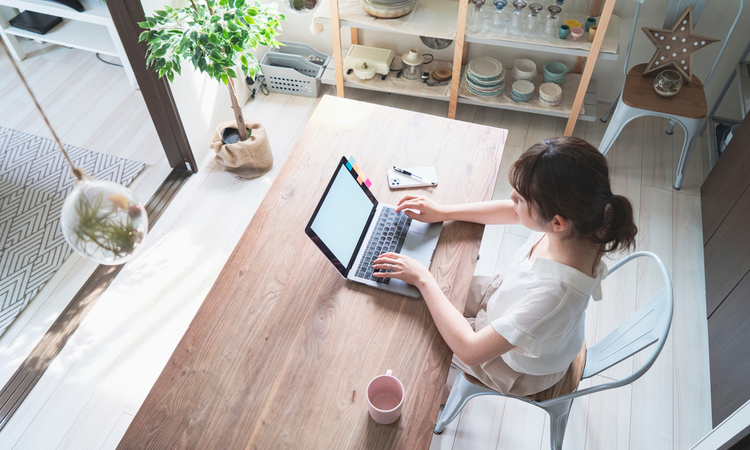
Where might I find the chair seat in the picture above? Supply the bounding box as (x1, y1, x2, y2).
(464, 341, 587, 402)
(621, 63, 707, 119)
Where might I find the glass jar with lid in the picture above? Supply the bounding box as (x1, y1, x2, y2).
(544, 5, 562, 38)
(468, 0, 489, 34)
(524, 3, 543, 38)
(492, 0, 509, 34)
(508, 0, 527, 36)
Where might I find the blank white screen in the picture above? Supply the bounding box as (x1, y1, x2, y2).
(311, 165, 374, 267)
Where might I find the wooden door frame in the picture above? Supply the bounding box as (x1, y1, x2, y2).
(106, 0, 198, 173)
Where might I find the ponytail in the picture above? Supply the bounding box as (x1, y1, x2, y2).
(599, 194, 637, 254)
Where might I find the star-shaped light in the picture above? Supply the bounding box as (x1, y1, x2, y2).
(641, 6, 719, 82)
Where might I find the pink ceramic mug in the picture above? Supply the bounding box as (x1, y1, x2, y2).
(366, 370, 404, 424)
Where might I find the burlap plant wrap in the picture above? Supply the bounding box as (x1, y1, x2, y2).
(210, 120, 273, 179)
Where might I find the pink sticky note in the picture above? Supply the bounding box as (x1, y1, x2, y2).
(365, 179, 372, 188)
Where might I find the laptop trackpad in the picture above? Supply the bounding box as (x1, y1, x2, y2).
(400, 232, 438, 267)
(407, 220, 442, 237)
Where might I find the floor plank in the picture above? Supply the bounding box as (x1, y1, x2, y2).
(672, 193, 712, 449)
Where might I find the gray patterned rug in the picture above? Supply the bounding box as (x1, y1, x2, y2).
(0, 127, 145, 336)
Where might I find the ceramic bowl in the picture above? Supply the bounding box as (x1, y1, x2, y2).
(513, 59, 537, 79)
(570, 27, 584, 41)
(564, 19, 581, 28)
(543, 62, 568, 77)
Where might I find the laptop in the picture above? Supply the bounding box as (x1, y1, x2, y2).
(305, 157, 443, 298)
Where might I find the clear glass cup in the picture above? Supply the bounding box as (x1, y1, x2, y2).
(544, 5, 561, 38)
(492, 0, 509, 34)
(524, 3, 543, 38)
(508, 0, 527, 36)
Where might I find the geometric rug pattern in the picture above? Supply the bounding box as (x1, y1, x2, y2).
(0, 127, 145, 337)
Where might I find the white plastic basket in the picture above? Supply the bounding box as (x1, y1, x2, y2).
(260, 52, 324, 98)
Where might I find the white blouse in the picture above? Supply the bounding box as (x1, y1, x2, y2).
(488, 232, 608, 376)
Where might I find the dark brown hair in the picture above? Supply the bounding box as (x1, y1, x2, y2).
(509, 136, 637, 256)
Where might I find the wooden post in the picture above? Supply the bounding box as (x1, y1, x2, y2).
(350, 27, 359, 45)
(564, 0, 615, 136)
(449, 0, 470, 119)
(330, 0, 345, 97)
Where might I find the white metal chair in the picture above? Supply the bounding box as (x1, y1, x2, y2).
(599, 0, 744, 190)
(433, 252, 673, 450)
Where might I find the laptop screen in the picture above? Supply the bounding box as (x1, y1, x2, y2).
(306, 159, 377, 276)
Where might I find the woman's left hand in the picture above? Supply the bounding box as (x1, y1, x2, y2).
(372, 252, 431, 287)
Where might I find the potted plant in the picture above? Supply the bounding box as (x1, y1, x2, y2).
(138, 0, 285, 179)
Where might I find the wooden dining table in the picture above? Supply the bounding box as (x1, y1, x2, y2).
(118, 95, 506, 449)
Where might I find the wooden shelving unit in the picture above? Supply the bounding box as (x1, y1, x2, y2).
(315, 0, 617, 133)
(0, 0, 136, 88)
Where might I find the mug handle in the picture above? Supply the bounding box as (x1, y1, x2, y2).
(422, 54, 434, 65)
(386, 369, 393, 376)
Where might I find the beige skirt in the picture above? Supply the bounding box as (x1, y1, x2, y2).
(452, 275, 568, 397)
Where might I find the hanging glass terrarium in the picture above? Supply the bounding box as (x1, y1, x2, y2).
(60, 178, 148, 265)
(0, 37, 148, 266)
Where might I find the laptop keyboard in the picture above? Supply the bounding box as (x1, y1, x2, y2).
(355, 207, 412, 285)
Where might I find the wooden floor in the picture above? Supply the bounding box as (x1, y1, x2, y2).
(0, 45, 712, 450)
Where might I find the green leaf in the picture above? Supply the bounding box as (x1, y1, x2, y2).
(154, 9, 167, 17)
(235, 0, 244, 8)
(226, 67, 237, 79)
(137, 21, 151, 30)
(240, 54, 247, 66)
(168, 71, 175, 83)
(221, 73, 228, 84)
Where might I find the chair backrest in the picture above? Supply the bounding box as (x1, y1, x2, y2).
(622, 0, 744, 87)
(663, 0, 709, 28)
(538, 252, 673, 406)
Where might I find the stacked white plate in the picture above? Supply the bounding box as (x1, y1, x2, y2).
(510, 80, 535, 103)
(513, 59, 537, 82)
(466, 57, 505, 97)
(539, 82, 562, 106)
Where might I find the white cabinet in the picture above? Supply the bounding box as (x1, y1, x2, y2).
(0, 0, 136, 88)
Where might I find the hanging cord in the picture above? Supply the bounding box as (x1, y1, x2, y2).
(0, 38, 84, 181)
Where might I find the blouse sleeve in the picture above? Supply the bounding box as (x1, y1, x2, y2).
(490, 283, 568, 358)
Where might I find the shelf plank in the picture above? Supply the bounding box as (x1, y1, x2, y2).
(314, 0, 619, 58)
(465, 14, 620, 60)
(4, 20, 117, 56)
(321, 64, 597, 121)
(0, 0, 111, 25)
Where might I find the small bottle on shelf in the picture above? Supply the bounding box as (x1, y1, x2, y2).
(492, 0, 509, 34)
(524, 3, 543, 38)
(508, 0, 527, 36)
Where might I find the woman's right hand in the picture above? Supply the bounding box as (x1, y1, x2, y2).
(395, 196, 447, 223)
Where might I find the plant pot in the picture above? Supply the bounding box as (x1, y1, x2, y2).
(211, 121, 273, 179)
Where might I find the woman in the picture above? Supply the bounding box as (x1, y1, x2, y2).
(373, 137, 637, 396)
